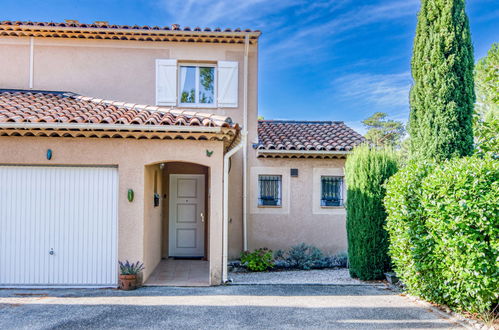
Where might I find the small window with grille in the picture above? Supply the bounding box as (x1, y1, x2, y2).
(258, 175, 282, 206)
(321, 176, 343, 207)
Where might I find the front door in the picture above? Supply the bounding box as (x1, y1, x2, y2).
(169, 174, 205, 257)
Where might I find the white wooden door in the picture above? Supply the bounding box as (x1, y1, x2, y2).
(0, 166, 118, 287)
(169, 174, 205, 257)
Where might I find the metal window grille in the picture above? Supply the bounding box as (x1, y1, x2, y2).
(321, 176, 343, 206)
(258, 175, 282, 206)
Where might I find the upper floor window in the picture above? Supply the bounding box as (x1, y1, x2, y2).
(321, 176, 343, 207)
(180, 65, 215, 106)
(156, 59, 238, 108)
(258, 175, 282, 207)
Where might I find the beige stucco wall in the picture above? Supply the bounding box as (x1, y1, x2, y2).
(0, 35, 258, 260)
(247, 155, 348, 256)
(143, 164, 164, 279)
(0, 136, 225, 284)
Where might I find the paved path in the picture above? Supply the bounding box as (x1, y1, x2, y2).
(0, 285, 464, 329)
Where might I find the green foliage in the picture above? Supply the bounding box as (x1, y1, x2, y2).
(474, 111, 499, 157)
(475, 43, 499, 116)
(474, 43, 499, 157)
(362, 112, 405, 148)
(118, 260, 145, 275)
(275, 243, 324, 270)
(384, 162, 439, 296)
(274, 245, 348, 269)
(409, 0, 475, 161)
(385, 156, 499, 313)
(240, 248, 274, 272)
(345, 144, 399, 280)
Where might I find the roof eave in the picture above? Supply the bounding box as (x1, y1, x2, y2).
(1, 24, 262, 39)
(257, 149, 351, 156)
(0, 122, 227, 133)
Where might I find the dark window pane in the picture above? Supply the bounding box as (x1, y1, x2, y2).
(321, 176, 343, 206)
(258, 175, 281, 206)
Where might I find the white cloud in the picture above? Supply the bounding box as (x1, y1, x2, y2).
(156, 0, 302, 29)
(333, 72, 412, 108)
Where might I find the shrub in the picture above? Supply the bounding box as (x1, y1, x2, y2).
(421, 156, 498, 313)
(274, 244, 347, 270)
(240, 248, 273, 272)
(280, 243, 323, 270)
(385, 156, 499, 313)
(345, 145, 399, 280)
(384, 161, 438, 297)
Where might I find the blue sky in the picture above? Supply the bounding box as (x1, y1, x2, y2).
(3, 0, 498, 132)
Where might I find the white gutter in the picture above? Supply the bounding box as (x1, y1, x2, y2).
(257, 149, 350, 156)
(242, 34, 250, 251)
(29, 37, 34, 89)
(222, 132, 246, 283)
(0, 122, 225, 133)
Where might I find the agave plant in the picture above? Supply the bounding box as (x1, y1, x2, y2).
(118, 260, 145, 275)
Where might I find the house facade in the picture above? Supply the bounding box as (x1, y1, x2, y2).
(0, 20, 363, 287)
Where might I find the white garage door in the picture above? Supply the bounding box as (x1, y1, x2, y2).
(0, 166, 118, 287)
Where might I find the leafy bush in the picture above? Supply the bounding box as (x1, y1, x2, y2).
(274, 244, 347, 270)
(278, 243, 323, 270)
(345, 145, 399, 280)
(384, 161, 438, 296)
(385, 156, 499, 313)
(119, 260, 144, 275)
(240, 248, 274, 272)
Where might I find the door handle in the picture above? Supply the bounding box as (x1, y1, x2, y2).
(200, 212, 204, 223)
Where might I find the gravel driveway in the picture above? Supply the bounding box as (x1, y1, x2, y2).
(0, 285, 465, 329)
(229, 268, 372, 285)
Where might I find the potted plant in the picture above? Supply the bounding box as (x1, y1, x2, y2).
(118, 260, 144, 290)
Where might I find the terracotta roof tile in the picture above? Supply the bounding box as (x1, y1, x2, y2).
(0, 20, 260, 34)
(256, 120, 365, 152)
(0, 90, 236, 129)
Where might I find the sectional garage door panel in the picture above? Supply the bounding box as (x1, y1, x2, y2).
(0, 166, 118, 287)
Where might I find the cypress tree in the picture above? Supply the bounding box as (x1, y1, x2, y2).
(409, 0, 475, 161)
(345, 145, 398, 280)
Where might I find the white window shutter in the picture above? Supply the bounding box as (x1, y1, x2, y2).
(217, 61, 238, 108)
(156, 59, 177, 106)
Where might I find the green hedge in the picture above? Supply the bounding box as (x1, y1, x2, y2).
(385, 156, 499, 313)
(345, 145, 398, 280)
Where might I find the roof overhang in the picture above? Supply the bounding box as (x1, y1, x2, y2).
(256, 149, 350, 159)
(0, 23, 261, 44)
(0, 122, 239, 151)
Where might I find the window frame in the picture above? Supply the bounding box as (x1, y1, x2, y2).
(178, 63, 217, 108)
(320, 176, 344, 207)
(258, 175, 282, 207)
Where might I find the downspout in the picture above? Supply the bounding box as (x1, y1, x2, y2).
(242, 34, 250, 251)
(29, 37, 34, 89)
(223, 132, 246, 283)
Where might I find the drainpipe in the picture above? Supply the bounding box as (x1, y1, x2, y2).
(222, 132, 246, 283)
(242, 34, 250, 252)
(29, 37, 34, 89)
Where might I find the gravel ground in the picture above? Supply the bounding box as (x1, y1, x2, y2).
(229, 268, 376, 285)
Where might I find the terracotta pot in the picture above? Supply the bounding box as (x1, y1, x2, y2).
(119, 274, 137, 290)
(136, 272, 143, 288)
